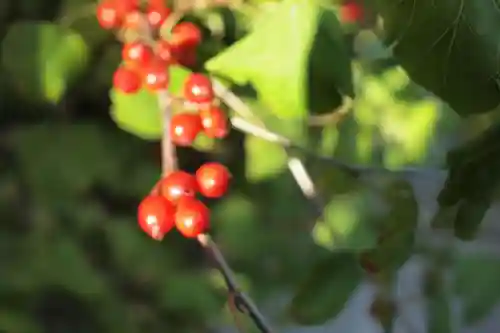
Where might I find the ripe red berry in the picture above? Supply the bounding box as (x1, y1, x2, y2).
(96, 0, 121, 29)
(160, 171, 198, 203)
(156, 40, 175, 63)
(183, 73, 214, 104)
(138, 195, 176, 240)
(200, 106, 229, 138)
(170, 113, 202, 146)
(142, 58, 170, 90)
(177, 47, 197, 67)
(113, 66, 141, 93)
(123, 10, 142, 30)
(122, 42, 154, 69)
(196, 162, 231, 198)
(146, 5, 171, 30)
(340, 1, 363, 23)
(114, 0, 140, 19)
(175, 198, 210, 238)
(170, 22, 202, 48)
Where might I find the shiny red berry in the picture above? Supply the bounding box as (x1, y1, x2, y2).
(175, 198, 210, 238)
(114, 0, 140, 19)
(156, 40, 175, 63)
(200, 106, 229, 138)
(159, 171, 198, 203)
(96, 1, 121, 29)
(138, 195, 176, 240)
(113, 66, 141, 93)
(146, 5, 171, 29)
(123, 10, 142, 30)
(196, 162, 231, 198)
(170, 113, 202, 146)
(170, 22, 202, 48)
(122, 42, 154, 68)
(142, 58, 169, 90)
(183, 73, 214, 104)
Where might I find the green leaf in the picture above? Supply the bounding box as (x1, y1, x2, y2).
(1, 21, 89, 103)
(454, 253, 500, 324)
(110, 65, 191, 140)
(206, 0, 353, 121)
(289, 253, 362, 325)
(374, 0, 500, 115)
(437, 122, 500, 240)
(313, 189, 379, 251)
(244, 135, 288, 182)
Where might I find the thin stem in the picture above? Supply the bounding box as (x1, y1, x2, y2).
(157, 90, 177, 174)
(197, 234, 275, 333)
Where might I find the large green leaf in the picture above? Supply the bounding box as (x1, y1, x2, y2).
(205, 0, 353, 121)
(436, 122, 500, 240)
(374, 0, 500, 115)
(289, 253, 362, 325)
(454, 253, 500, 324)
(1, 21, 89, 103)
(110, 65, 191, 140)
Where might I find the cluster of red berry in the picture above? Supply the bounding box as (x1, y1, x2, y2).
(95, 0, 232, 240)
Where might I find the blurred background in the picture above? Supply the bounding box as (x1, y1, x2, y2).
(2, 0, 500, 333)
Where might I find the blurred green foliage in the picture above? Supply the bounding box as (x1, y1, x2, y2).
(2, 0, 500, 332)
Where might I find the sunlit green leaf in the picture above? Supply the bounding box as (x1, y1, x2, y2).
(110, 65, 191, 140)
(244, 135, 288, 182)
(206, 0, 352, 122)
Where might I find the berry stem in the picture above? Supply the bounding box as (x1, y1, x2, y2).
(157, 90, 177, 174)
(197, 234, 274, 333)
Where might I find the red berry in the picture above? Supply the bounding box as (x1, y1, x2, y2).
(196, 162, 231, 198)
(340, 1, 363, 23)
(123, 10, 142, 30)
(183, 73, 214, 104)
(200, 106, 229, 138)
(156, 40, 175, 63)
(113, 66, 141, 93)
(170, 22, 202, 48)
(122, 42, 154, 68)
(177, 47, 197, 67)
(160, 171, 198, 203)
(96, 0, 121, 29)
(170, 113, 202, 146)
(147, 5, 171, 30)
(138, 195, 176, 240)
(114, 0, 139, 19)
(142, 58, 170, 90)
(175, 198, 210, 238)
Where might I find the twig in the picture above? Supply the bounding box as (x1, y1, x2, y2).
(197, 234, 274, 333)
(157, 90, 177, 174)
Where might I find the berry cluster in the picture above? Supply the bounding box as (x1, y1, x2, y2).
(95, 0, 232, 240)
(138, 163, 231, 240)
